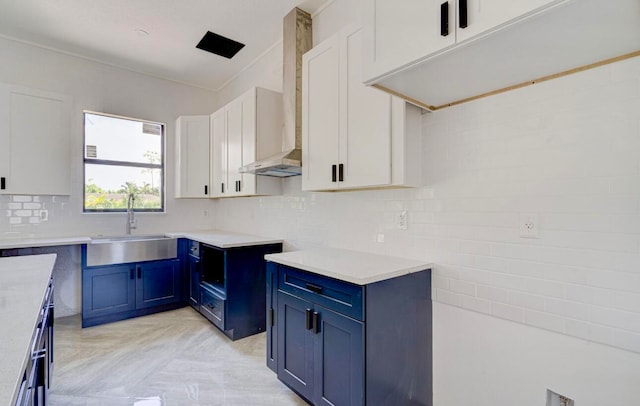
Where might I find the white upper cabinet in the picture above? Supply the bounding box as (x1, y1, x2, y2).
(363, 0, 640, 109)
(302, 26, 421, 192)
(0, 84, 72, 195)
(175, 115, 210, 198)
(210, 87, 283, 198)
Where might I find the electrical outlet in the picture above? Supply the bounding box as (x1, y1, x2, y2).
(519, 213, 539, 238)
(547, 389, 574, 406)
(398, 210, 408, 230)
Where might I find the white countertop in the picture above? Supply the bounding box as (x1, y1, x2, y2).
(0, 254, 56, 406)
(265, 248, 431, 285)
(0, 230, 281, 250)
(0, 236, 91, 249)
(166, 230, 283, 248)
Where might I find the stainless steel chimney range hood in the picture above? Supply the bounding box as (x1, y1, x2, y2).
(238, 8, 312, 177)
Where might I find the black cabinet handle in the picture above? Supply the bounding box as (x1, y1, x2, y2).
(440, 2, 449, 37)
(137, 267, 141, 279)
(221, 183, 225, 193)
(204, 185, 208, 195)
(305, 308, 313, 330)
(306, 283, 323, 294)
(130, 268, 135, 280)
(237, 180, 241, 192)
(313, 311, 320, 334)
(268, 308, 274, 327)
(338, 164, 344, 182)
(459, 0, 468, 28)
(0, 177, 5, 190)
(331, 165, 337, 182)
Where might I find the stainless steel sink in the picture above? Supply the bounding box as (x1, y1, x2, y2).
(87, 235, 177, 266)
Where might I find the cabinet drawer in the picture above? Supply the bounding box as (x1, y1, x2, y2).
(201, 286, 225, 330)
(278, 266, 364, 321)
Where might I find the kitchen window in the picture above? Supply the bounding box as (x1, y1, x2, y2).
(83, 111, 165, 212)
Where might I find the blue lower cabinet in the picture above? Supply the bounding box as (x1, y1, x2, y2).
(136, 259, 181, 309)
(187, 254, 201, 310)
(313, 305, 364, 406)
(82, 258, 183, 327)
(82, 264, 136, 319)
(270, 262, 432, 406)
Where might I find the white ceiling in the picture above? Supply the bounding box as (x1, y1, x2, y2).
(0, 0, 324, 91)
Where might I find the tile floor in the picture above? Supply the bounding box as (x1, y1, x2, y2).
(48, 307, 307, 405)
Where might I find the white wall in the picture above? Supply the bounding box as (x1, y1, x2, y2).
(212, 0, 640, 404)
(0, 36, 218, 238)
(0, 37, 219, 316)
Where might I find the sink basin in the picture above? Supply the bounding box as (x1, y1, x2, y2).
(90, 234, 171, 243)
(87, 235, 177, 266)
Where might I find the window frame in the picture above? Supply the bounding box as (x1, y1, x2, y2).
(82, 110, 166, 213)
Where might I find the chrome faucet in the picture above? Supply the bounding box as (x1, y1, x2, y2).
(126, 193, 137, 234)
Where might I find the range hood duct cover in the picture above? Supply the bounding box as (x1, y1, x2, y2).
(239, 7, 312, 177)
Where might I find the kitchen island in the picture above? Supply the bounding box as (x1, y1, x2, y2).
(0, 254, 56, 406)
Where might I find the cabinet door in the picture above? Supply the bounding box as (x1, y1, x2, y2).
(188, 255, 201, 309)
(313, 305, 364, 406)
(363, 0, 456, 82)
(340, 26, 392, 189)
(302, 33, 341, 191)
(266, 262, 278, 372)
(210, 108, 227, 197)
(175, 116, 210, 198)
(82, 265, 136, 318)
(136, 259, 181, 309)
(0, 85, 71, 195)
(225, 98, 244, 197)
(277, 292, 315, 401)
(237, 88, 257, 196)
(456, 0, 565, 43)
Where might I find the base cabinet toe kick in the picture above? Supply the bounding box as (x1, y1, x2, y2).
(266, 260, 433, 406)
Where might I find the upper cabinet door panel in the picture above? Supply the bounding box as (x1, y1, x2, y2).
(364, 0, 456, 82)
(225, 99, 243, 196)
(239, 89, 257, 196)
(456, 0, 565, 42)
(175, 116, 210, 198)
(341, 27, 392, 189)
(1, 86, 72, 195)
(302, 34, 341, 191)
(210, 108, 227, 197)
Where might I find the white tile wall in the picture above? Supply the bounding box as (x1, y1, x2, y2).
(214, 56, 640, 354)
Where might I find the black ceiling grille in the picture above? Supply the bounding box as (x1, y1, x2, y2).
(196, 31, 245, 59)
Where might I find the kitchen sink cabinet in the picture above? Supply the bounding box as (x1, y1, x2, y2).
(302, 25, 421, 192)
(210, 87, 283, 198)
(0, 84, 72, 195)
(82, 258, 182, 327)
(175, 115, 210, 198)
(268, 262, 432, 406)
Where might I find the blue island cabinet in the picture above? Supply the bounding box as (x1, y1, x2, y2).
(82, 258, 182, 327)
(268, 263, 432, 406)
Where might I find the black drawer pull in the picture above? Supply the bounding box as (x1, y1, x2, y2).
(221, 183, 225, 193)
(338, 163, 344, 182)
(0, 177, 5, 190)
(331, 164, 337, 182)
(440, 2, 449, 37)
(306, 283, 323, 294)
(313, 311, 320, 334)
(204, 185, 208, 195)
(137, 267, 141, 279)
(268, 308, 274, 327)
(130, 268, 135, 280)
(305, 308, 313, 330)
(459, 0, 468, 28)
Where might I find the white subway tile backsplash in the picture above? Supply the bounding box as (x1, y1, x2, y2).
(492, 303, 524, 323)
(209, 59, 640, 354)
(14, 210, 32, 217)
(12, 196, 32, 203)
(7, 203, 21, 210)
(525, 310, 565, 333)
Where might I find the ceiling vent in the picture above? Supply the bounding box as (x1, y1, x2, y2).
(196, 31, 245, 59)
